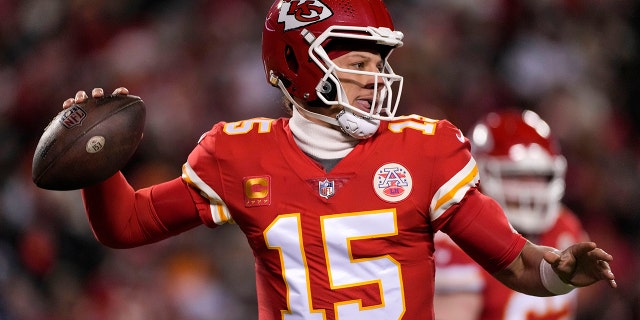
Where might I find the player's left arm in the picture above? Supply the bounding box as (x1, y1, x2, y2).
(442, 190, 616, 296)
(429, 119, 615, 296)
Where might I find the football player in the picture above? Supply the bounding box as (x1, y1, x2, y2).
(61, 1, 615, 319)
(434, 109, 589, 319)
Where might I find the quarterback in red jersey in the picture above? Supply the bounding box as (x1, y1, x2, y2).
(434, 109, 589, 320)
(62, 0, 615, 319)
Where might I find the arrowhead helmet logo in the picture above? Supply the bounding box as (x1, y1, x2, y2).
(278, 0, 333, 31)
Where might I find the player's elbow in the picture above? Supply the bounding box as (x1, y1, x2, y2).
(90, 229, 147, 249)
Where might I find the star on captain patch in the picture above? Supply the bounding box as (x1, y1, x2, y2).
(243, 176, 271, 207)
(373, 163, 413, 202)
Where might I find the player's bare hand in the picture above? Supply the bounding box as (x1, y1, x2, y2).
(544, 242, 616, 288)
(93, 87, 129, 98)
(62, 87, 130, 109)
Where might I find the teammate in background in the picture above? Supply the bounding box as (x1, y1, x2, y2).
(434, 109, 589, 320)
(60, 1, 615, 319)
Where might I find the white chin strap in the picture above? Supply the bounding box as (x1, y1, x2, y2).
(278, 80, 380, 139)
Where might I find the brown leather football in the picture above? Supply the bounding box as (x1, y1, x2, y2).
(32, 94, 146, 190)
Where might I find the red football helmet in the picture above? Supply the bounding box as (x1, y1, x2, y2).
(469, 109, 567, 234)
(262, 0, 404, 121)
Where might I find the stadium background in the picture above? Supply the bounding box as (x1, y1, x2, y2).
(0, 0, 638, 319)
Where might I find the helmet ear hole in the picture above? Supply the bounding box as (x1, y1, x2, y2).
(319, 78, 337, 101)
(285, 45, 299, 74)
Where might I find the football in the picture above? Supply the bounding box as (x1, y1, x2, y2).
(32, 94, 146, 190)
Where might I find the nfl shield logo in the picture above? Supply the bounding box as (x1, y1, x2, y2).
(318, 179, 335, 199)
(60, 105, 87, 128)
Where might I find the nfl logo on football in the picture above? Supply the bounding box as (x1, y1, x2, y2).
(60, 105, 87, 129)
(318, 179, 335, 199)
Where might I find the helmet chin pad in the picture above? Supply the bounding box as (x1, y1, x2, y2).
(336, 110, 380, 139)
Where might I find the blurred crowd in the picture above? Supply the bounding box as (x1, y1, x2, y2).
(0, 0, 639, 319)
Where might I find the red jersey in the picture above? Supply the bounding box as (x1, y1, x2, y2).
(434, 207, 586, 320)
(178, 115, 525, 320)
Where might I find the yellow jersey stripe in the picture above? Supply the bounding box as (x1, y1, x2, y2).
(182, 163, 232, 225)
(430, 158, 479, 221)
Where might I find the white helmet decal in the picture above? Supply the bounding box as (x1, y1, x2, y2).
(278, 0, 333, 31)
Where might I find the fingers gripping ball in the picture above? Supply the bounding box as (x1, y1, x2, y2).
(32, 94, 146, 190)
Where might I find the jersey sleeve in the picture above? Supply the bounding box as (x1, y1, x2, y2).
(440, 189, 527, 274)
(426, 120, 480, 229)
(82, 172, 202, 248)
(417, 119, 525, 273)
(182, 123, 234, 228)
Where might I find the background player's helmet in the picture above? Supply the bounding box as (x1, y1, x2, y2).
(469, 109, 567, 234)
(262, 0, 404, 121)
